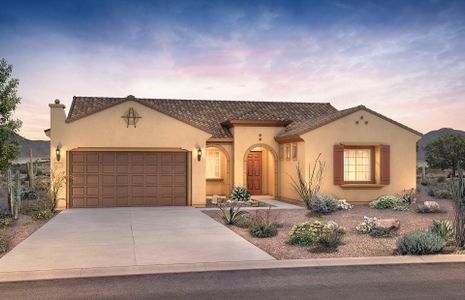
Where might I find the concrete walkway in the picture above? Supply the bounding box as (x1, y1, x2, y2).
(0, 207, 273, 274)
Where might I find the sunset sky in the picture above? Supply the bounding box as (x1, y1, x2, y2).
(1, 0, 464, 140)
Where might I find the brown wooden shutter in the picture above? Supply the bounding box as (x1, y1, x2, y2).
(380, 145, 390, 185)
(333, 144, 344, 185)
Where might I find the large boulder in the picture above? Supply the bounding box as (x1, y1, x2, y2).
(424, 201, 440, 212)
(374, 218, 400, 231)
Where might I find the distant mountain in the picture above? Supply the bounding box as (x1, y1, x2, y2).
(11, 133, 50, 162)
(417, 128, 465, 162)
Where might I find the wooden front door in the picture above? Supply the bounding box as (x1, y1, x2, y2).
(247, 151, 262, 195)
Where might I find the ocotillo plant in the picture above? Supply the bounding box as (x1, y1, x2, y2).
(26, 148, 37, 188)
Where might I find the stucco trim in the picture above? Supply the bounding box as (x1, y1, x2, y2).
(274, 135, 304, 143)
(222, 120, 292, 127)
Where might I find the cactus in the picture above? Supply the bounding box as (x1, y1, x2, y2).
(6, 169, 22, 219)
(450, 168, 465, 247)
(26, 148, 37, 188)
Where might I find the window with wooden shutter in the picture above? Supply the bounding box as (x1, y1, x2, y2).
(380, 145, 390, 185)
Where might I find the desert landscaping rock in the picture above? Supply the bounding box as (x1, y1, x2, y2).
(374, 219, 400, 231)
(424, 201, 441, 211)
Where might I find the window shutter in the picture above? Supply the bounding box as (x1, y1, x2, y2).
(380, 145, 390, 185)
(333, 144, 344, 185)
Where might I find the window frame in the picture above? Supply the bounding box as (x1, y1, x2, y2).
(285, 144, 291, 161)
(206, 149, 221, 179)
(291, 143, 298, 161)
(342, 146, 375, 184)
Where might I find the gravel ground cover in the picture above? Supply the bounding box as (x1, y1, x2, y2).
(204, 190, 455, 259)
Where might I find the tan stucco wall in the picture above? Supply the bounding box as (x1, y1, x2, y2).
(279, 141, 306, 201)
(206, 145, 231, 196)
(300, 110, 421, 203)
(232, 126, 281, 197)
(49, 101, 211, 208)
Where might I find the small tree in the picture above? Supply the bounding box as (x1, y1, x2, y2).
(290, 153, 325, 209)
(425, 134, 465, 177)
(0, 58, 22, 172)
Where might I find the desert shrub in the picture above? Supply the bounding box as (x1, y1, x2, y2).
(290, 154, 325, 210)
(428, 189, 435, 197)
(230, 187, 251, 202)
(430, 220, 453, 241)
(434, 189, 452, 199)
(356, 216, 377, 234)
(218, 203, 248, 225)
(0, 235, 8, 253)
(437, 176, 446, 183)
(337, 199, 353, 210)
(369, 195, 402, 209)
(396, 231, 446, 255)
(0, 216, 13, 229)
(21, 187, 38, 201)
(287, 221, 324, 245)
(318, 221, 344, 250)
(401, 189, 416, 205)
(309, 193, 339, 214)
(234, 213, 252, 228)
(370, 228, 395, 238)
(420, 180, 429, 186)
(32, 210, 54, 220)
(250, 223, 278, 238)
(249, 208, 279, 238)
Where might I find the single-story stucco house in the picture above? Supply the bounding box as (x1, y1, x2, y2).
(45, 95, 422, 209)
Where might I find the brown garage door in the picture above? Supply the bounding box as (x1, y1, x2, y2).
(69, 151, 188, 208)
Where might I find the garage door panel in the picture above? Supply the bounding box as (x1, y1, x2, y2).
(86, 165, 99, 173)
(116, 175, 128, 185)
(70, 151, 187, 208)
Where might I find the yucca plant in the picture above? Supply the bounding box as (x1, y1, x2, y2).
(290, 153, 325, 209)
(218, 202, 248, 225)
(430, 220, 454, 241)
(449, 168, 465, 247)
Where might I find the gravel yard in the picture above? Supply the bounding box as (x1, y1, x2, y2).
(203, 191, 455, 259)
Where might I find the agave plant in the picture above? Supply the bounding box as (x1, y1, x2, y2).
(289, 153, 325, 209)
(218, 202, 248, 225)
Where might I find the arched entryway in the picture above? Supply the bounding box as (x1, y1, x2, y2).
(243, 144, 279, 197)
(205, 145, 232, 196)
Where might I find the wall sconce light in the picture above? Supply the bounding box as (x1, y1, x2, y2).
(197, 147, 202, 161)
(56, 144, 61, 161)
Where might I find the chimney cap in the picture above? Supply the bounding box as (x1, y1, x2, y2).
(54, 99, 61, 104)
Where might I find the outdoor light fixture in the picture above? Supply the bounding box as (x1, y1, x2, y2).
(56, 144, 61, 161)
(197, 147, 202, 161)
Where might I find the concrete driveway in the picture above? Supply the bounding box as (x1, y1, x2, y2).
(0, 207, 273, 273)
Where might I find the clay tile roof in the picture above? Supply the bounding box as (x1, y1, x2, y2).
(66, 96, 338, 138)
(278, 105, 423, 137)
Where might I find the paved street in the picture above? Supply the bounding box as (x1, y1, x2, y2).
(1, 263, 464, 299)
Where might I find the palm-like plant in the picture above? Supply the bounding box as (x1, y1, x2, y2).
(290, 153, 325, 209)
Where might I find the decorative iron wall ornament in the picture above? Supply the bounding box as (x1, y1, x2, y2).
(122, 107, 142, 128)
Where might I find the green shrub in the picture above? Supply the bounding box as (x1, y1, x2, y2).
(230, 187, 251, 202)
(420, 180, 429, 186)
(428, 189, 435, 197)
(434, 189, 452, 199)
(396, 231, 446, 255)
(309, 193, 339, 214)
(250, 223, 278, 238)
(218, 203, 248, 225)
(32, 210, 54, 220)
(430, 220, 453, 241)
(437, 176, 446, 183)
(369, 195, 402, 209)
(401, 189, 416, 205)
(370, 228, 394, 238)
(356, 216, 377, 234)
(0, 235, 8, 253)
(318, 221, 344, 249)
(234, 214, 252, 228)
(249, 208, 279, 238)
(288, 221, 324, 245)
